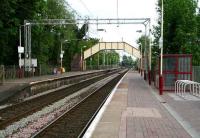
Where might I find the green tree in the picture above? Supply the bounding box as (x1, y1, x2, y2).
(165, 0, 197, 53)
(0, 0, 46, 65)
(86, 50, 120, 69)
(153, 0, 199, 65)
(0, 0, 95, 72)
(121, 55, 134, 68)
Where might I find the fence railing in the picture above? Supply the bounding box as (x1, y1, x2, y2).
(0, 65, 56, 82)
(193, 66, 200, 82)
(153, 66, 200, 90)
(0, 64, 121, 83)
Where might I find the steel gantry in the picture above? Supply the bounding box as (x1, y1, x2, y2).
(21, 17, 152, 84)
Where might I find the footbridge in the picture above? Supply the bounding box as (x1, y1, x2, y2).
(83, 42, 141, 60)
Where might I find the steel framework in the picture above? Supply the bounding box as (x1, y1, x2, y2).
(22, 18, 151, 82)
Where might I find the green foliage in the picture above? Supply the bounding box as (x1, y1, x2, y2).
(153, 0, 200, 66)
(86, 50, 120, 68)
(136, 35, 150, 54)
(121, 55, 134, 68)
(0, 0, 46, 65)
(0, 0, 99, 70)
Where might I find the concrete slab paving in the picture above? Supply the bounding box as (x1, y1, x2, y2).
(91, 71, 192, 138)
(163, 90, 200, 137)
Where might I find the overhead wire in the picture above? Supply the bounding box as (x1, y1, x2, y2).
(64, 1, 82, 19)
(78, 0, 94, 17)
(117, 0, 119, 27)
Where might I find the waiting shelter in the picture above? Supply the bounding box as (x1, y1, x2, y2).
(154, 54, 192, 91)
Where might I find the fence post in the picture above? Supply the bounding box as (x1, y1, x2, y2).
(39, 64, 41, 76)
(13, 65, 16, 79)
(0, 65, 5, 85)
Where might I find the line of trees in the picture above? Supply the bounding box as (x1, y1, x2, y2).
(121, 55, 135, 68)
(86, 50, 120, 69)
(152, 0, 200, 65)
(0, 0, 99, 71)
(137, 0, 200, 70)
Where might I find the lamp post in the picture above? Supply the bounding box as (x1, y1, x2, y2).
(18, 25, 25, 69)
(81, 45, 87, 71)
(60, 40, 68, 70)
(23, 22, 32, 73)
(60, 39, 87, 71)
(148, 20, 152, 85)
(144, 24, 147, 81)
(136, 30, 143, 76)
(159, 0, 164, 95)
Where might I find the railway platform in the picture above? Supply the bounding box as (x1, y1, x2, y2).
(85, 71, 200, 138)
(0, 70, 103, 102)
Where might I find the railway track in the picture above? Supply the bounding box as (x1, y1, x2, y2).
(32, 70, 127, 138)
(0, 69, 121, 130)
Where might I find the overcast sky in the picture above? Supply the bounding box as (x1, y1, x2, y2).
(66, 0, 158, 47)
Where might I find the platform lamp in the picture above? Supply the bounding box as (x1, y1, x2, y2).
(60, 40, 68, 71)
(81, 45, 87, 71)
(18, 25, 25, 69)
(136, 30, 143, 76)
(148, 20, 152, 85)
(159, 0, 164, 95)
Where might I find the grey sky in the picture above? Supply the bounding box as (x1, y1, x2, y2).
(66, 0, 158, 47)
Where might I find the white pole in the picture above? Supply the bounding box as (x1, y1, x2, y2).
(149, 20, 151, 71)
(19, 26, 22, 69)
(98, 52, 99, 69)
(81, 47, 83, 71)
(61, 42, 62, 69)
(159, 0, 164, 95)
(144, 24, 147, 79)
(141, 35, 143, 75)
(161, 0, 164, 76)
(148, 19, 152, 85)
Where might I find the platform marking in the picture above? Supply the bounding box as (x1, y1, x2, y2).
(168, 93, 200, 101)
(118, 83, 128, 89)
(82, 72, 128, 138)
(123, 107, 161, 118)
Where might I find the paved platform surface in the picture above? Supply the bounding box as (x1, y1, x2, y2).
(91, 71, 192, 138)
(0, 70, 101, 101)
(163, 93, 200, 135)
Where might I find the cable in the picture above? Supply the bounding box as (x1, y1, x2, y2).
(65, 1, 82, 19)
(117, 0, 119, 19)
(116, 0, 119, 27)
(78, 0, 94, 17)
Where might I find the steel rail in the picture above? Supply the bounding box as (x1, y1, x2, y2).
(32, 70, 127, 138)
(0, 69, 121, 129)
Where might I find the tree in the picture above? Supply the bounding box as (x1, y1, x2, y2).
(85, 50, 120, 69)
(121, 55, 134, 68)
(0, 0, 98, 72)
(0, 0, 46, 65)
(153, 0, 199, 66)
